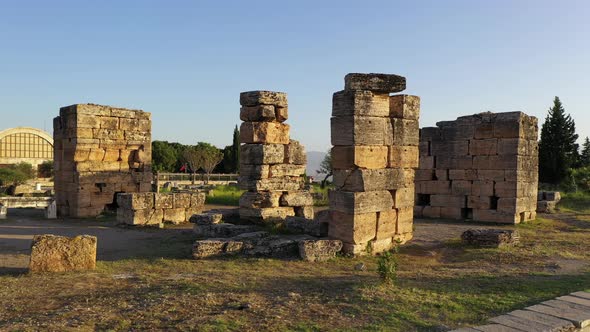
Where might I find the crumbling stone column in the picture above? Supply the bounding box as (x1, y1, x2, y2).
(238, 91, 314, 222)
(414, 112, 538, 223)
(329, 73, 420, 255)
(53, 104, 153, 218)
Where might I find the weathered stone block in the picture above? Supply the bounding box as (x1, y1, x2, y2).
(332, 90, 390, 117)
(389, 95, 420, 120)
(422, 206, 441, 218)
(392, 187, 415, 208)
(331, 116, 386, 146)
(240, 144, 284, 164)
(329, 211, 377, 244)
(396, 207, 414, 234)
(461, 229, 520, 247)
(240, 91, 288, 107)
(285, 216, 328, 237)
(430, 195, 465, 208)
(415, 181, 451, 195)
(280, 191, 313, 207)
(239, 207, 296, 221)
(238, 177, 304, 191)
(471, 180, 495, 196)
(295, 206, 314, 219)
(477, 170, 505, 181)
(468, 196, 492, 209)
(388, 145, 419, 168)
(469, 138, 498, 155)
(298, 240, 343, 262)
(189, 212, 223, 225)
(155, 194, 174, 209)
(332, 145, 388, 170)
(269, 164, 306, 177)
(344, 73, 406, 93)
(333, 168, 413, 192)
(240, 122, 290, 144)
(117, 192, 154, 210)
(29, 235, 97, 273)
(163, 208, 187, 224)
(284, 139, 306, 165)
(173, 193, 191, 209)
(375, 209, 397, 240)
(238, 163, 270, 181)
(190, 192, 206, 208)
(440, 207, 463, 219)
(117, 208, 163, 225)
(389, 118, 419, 146)
(472, 209, 519, 224)
(240, 105, 277, 122)
(329, 190, 393, 214)
(451, 180, 472, 196)
(239, 191, 281, 208)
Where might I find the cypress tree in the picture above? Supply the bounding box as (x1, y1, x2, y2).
(580, 137, 590, 168)
(538, 97, 579, 184)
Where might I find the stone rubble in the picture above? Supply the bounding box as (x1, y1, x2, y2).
(238, 91, 314, 223)
(414, 112, 539, 224)
(29, 234, 97, 273)
(53, 104, 153, 218)
(329, 73, 420, 255)
(461, 229, 520, 247)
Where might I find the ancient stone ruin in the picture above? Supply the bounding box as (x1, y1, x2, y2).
(53, 104, 153, 217)
(329, 73, 420, 255)
(238, 91, 314, 222)
(29, 234, 97, 273)
(414, 112, 538, 223)
(116, 192, 205, 225)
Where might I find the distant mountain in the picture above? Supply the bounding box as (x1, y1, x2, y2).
(306, 151, 328, 177)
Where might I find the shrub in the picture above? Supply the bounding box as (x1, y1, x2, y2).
(38, 160, 54, 178)
(377, 247, 399, 284)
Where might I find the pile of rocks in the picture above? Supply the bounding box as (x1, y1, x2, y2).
(238, 91, 314, 223)
(329, 73, 420, 255)
(116, 192, 205, 225)
(537, 191, 561, 213)
(461, 229, 520, 247)
(191, 212, 341, 262)
(29, 234, 97, 273)
(53, 104, 153, 217)
(415, 112, 539, 224)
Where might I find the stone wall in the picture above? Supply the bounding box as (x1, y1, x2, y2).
(53, 104, 152, 218)
(414, 112, 538, 224)
(329, 73, 420, 255)
(116, 192, 205, 225)
(238, 91, 314, 222)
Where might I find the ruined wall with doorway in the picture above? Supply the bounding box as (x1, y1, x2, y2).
(414, 112, 538, 224)
(53, 104, 152, 217)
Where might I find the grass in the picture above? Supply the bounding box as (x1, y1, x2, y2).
(558, 191, 590, 213)
(1, 193, 590, 330)
(205, 185, 244, 206)
(311, 183, 331, 206)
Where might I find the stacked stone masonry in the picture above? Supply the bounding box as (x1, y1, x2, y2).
(238, 91, 314, 222)
(53, 104, 153, 218)
(414, 112, 539, 224)
(116, 192, 205, 225)
(329, 73, 420, 255)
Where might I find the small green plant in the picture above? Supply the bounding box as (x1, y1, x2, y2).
(377, 246, 399, 284)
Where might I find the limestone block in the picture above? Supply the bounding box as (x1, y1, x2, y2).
(389, 94, 420, 120)
(415, 169, 435, 181)
(474, 121, 494, 139)
(419, 141, 430, 156)
(440, 207, 462, 219)
(432, 140, 469, 156)
(329, 211, 377, 244)
(285, 216, 328, 237)
(333, 168, 413, 192)
(239, 191, 281, 208)
(388, 145, 419, 168)
(93, 128, 125, 140)
(155, 194, 174, 209)
(415, 181, 451, 195)
(344, 73, 406, 93)
(393, 232, 413, 245)
(375, 209, 397, 240)
(332, 145, 388, 170)
(76, 161, 121, 172)
(493, 118, 522, 138)
(451, 180, 472, 196)
(240, 164, 270, 180)
(117, 208, 161, 225)
(537, 200, 557, 213)
(240, 91, 288, 107)
(497, 197, 528, 214)
(494, 181, 518, 198)
(280, 191, 313, 207)
(269, 164, 306, 177)
(435, 169, 449, 181)
(238, 177, 304, 191)
(468, 196, 493, 209)
(76, 114, 101, 128)
(392, 187, 415, 208)
(396, 207, 414, 234)
(164, 208, 188, 224)
(439, 121, 475, 141)
(370, 238, 394, 253)
(461, 229, 520, 247)
(240, 122, 290, 144)
(413, 205, 424, 217)
(284, 139, 306, 165)
(341, 242, 369, 256)
(240, 144, 285, 164)
(240, 105, 277, 122)
(119, 118, 141, 131)
(430, 195, 465, 208)
(239, 207, 295, 221)
(173, 193, 192, 209)
(422, 206, 441, 218)
(450, 156, 473, 169)
(294, 206, 314, 219)
(477, 170, 505, 182)
(276, 107, 288, 122)
(332, 90, 390, 117)
(472, 180, 495, 196)
(189, 212, 223, 225)
(29, 235, 97, 273)
(103, 149, 120, 162)
(389, 118, 419, 146)
(190, 192, 206, 208)
(331, 116, 386, 146)
(472, 209, 519, 224)
(329, 190, 393, 214)
(469, 139, 498, 155)
(497, 138, 531, 156)
(298, 240, 343, 262)
(420, 127, 442, 141)
(117, 192, 154, 210)
(419, 156, 435, 169)
(192, 240, 230, 259)
(100, 117, 119, 130)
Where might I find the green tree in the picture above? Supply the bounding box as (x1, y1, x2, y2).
(38, 160, 54, 178)
(222, 125, 240, 173)
(194, 142, 224, 184)
(539, 97, 579, 184)
(316, 150, 332, 188)
(580, 137, 590, 168)
(152, 141, 178, 172)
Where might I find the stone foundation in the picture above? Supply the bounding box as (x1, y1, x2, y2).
(238, 91, 314, 223)
(329, 73, 420, 255)
(414, 112, 538, 224)
(116, 192, 205, 225)
(53, 104, 153, 218)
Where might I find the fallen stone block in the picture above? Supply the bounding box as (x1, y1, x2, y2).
(298, 240, 343, 262)
(284, 216, 328, 237)
(244, 235, 314, 258)
(537, 200, 557, 213)
(193, 223, 260, 238)
(461, 229, 520, 247)
(29, 234, 97, 273)
(239, 207, 296, 222)
(189, 212, 223, 225)
(344, 73, 406, 93)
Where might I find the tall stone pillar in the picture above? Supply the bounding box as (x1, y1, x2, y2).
(329, 73, 420, 255)
(238, 91, 314, 222)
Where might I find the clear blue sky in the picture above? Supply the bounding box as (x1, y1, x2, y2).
(1, 0, 588, 152)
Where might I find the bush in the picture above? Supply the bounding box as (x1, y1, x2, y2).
(205, 185, 244, 206)
(38, 160, 54, 178)
(377, 247, 399, 284)
(0, 167, 31, 186)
